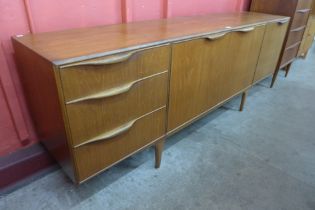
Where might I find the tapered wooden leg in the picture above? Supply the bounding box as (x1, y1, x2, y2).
(155, 139, 164, 168)
(285, 63, 292, 77)
(239, 91, 247, 112)
(270, 68, 280, 88)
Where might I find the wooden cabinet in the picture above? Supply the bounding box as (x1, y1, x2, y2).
(251, 0, 313, 86)
(168, 25, 266, 132)
(12, 13, 288, 184)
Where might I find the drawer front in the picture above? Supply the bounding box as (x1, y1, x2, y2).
(291, 10, 310, 29)
(254, 21, 289, 83)
(281, 44, 300, 66)
(60, 45, 171, 102)
(296, 0, 313, 10)
(73, 107, 166, 181)
(286, 26, 307, 47)
(66, 72, 168, 147)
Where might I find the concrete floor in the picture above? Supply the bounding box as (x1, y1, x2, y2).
(1, 46, 315, 210)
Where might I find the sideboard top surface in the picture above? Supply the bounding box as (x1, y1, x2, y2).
(13, 12, 289, 65)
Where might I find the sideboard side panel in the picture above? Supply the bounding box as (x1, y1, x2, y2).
(12, 40, 76, 182)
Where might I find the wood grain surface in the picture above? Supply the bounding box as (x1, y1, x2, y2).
(167, 25, 265, 132)
(12, 12, 289, 183)
(73, 107, 166, 181)
(66, 72, 168, 147)
(60, 45, 170, 102)
(253, 21, 289, 83)
(12, 12, 288, 65)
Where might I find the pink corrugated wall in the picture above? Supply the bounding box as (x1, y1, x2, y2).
(0, 0, 251, 156)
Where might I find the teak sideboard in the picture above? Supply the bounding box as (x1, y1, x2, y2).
(13, 12, 289, 184)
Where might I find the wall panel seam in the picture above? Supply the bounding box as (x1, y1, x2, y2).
(22, 0, 36, 33)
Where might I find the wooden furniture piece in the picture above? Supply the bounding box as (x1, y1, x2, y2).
(299, 1, 315, 57)
(251, 0, 313, 86)
(298, 15, 315, 57)
(12, 12, 288, 184)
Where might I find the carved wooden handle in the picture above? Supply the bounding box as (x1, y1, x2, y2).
(66, 71, 167, 104)
(277, 20, 289, 25)
(235, 27, 255, 33)
(73, 106, 165, 148)
(74, 119, 137, 148)
(291, 26, 306, 32)
(205, 32, 228, 40)
(67, 81, 136, 104)
(297, 9, 310, 13)
(61, 51, 137, 68)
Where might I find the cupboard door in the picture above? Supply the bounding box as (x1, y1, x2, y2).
(254, 21, 289, 83)
(167, 33, 230, 132)
(168, 25, 265, 133)
(219, 25, 265, 101)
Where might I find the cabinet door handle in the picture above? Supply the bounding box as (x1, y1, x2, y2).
(277, 20, 289, 25)
(205, 32, 228, 40)
(61, 51, 137, 68)
(66, 71, 167, 104)
(74, 119, 137, 148)
(235, 27, 255, 33)
(297, 9, 310, 13)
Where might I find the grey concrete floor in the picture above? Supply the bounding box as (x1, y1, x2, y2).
(1, 45, 315, 210)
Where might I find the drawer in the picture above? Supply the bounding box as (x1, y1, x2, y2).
(60, 45, 171, 102)
(286, 26, 306, 47)
(291, 8, 310, 29)
(73, 107, 166, 181)
(66, 72, 168, 147)
(281, 44, 300, 66)
(296, 0, 313, 10)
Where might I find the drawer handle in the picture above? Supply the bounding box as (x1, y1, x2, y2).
(67, 81, 136, 104)
(277, 20, 289, 25)
(297, 9, 310, 13)
(66, 71, 167, 104)
(73, 107, 165, 148)
(291, 26, 306, 32)
(61, 51, 137, 68)
(235, 27, 255, 33)
(74, 119, 137, 148)
(205, 32, 228, 40)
